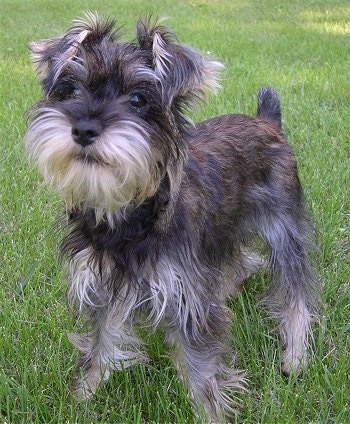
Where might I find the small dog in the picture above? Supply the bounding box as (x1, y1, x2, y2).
(24, 13, 318, 421)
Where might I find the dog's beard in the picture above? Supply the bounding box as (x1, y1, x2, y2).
(25, 107, 160, 223)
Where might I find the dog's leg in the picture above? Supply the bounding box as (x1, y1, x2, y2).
(165, 303, 246, 422)
(153, 255, 247, 420)
(221, 249, 267, 299)
(259, 212, 318, 375)
(68, 249, 147, 400)
(69, 305, 147, 400)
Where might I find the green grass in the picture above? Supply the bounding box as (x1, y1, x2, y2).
(1, 0, 349, 422)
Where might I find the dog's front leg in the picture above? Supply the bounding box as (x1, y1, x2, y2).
(165, 303, 246, 422)
(69, 306, 147, 401)
(68, 248, 147, 400)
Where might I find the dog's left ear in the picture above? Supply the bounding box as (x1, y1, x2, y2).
(136, 18, 223, 107)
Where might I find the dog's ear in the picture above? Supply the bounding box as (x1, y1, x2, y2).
(28, 13, 116, 93)
(28, 30, 90, 88)
(136, 18, 223, 108)
(29, 36, 65, 82)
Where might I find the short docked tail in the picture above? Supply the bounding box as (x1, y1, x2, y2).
(257, 87, 282, 129)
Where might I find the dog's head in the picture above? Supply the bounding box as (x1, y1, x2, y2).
(24, 13, 222, 223)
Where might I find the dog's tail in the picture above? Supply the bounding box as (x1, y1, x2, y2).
(256, 87, 282, 129)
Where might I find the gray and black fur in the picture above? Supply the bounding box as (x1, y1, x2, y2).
(24, 14, 318, 422)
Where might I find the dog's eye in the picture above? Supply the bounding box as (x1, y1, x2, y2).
(72, 88, 82, 98)
(129, 93, 147, 109)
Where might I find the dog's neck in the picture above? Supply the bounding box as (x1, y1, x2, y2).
(65, 171, 173, 233)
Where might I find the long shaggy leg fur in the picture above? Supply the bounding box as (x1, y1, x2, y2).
(259, 212, 317, 374)
(221, 249, 267, 300)
(68, 250, 148, 399)
(165, 303, 247, 422)
(70, 303, 148, 400)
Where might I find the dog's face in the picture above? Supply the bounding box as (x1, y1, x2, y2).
(24, 14, 222, 222)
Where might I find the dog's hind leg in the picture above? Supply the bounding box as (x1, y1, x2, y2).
(221, 249, 267, 300)
(253, 85, 319, 374)
(259, 209, 318, 375)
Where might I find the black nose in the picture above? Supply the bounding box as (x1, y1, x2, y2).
(71, 120, 101, 147)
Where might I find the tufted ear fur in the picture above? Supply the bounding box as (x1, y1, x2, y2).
(28, 14, 223, 106)
(28, 13, 117, 93)
(135, 18, 224, 108)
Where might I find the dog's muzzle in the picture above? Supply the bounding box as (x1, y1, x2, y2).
(71, 119, 102, 147)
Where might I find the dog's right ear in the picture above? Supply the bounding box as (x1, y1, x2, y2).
(29, 36, 64, 81)
(28, 13, 116, 94)
(28, 28, 92, 94)
(29, 28, 90, 93)
(136, 17, 223, 109)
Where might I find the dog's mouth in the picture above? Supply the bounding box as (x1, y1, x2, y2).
(75, 151, 109, 167)
(76, 153, 98, 164)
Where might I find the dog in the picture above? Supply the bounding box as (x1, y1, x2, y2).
(24, 13, 318, 421)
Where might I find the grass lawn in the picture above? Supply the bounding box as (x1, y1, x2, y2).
(1, 0, 349, 422)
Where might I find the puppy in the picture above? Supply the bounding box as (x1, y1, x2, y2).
(24, 13, 318, 421)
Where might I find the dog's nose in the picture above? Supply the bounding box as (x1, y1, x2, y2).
(71, 120, 101, 147)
